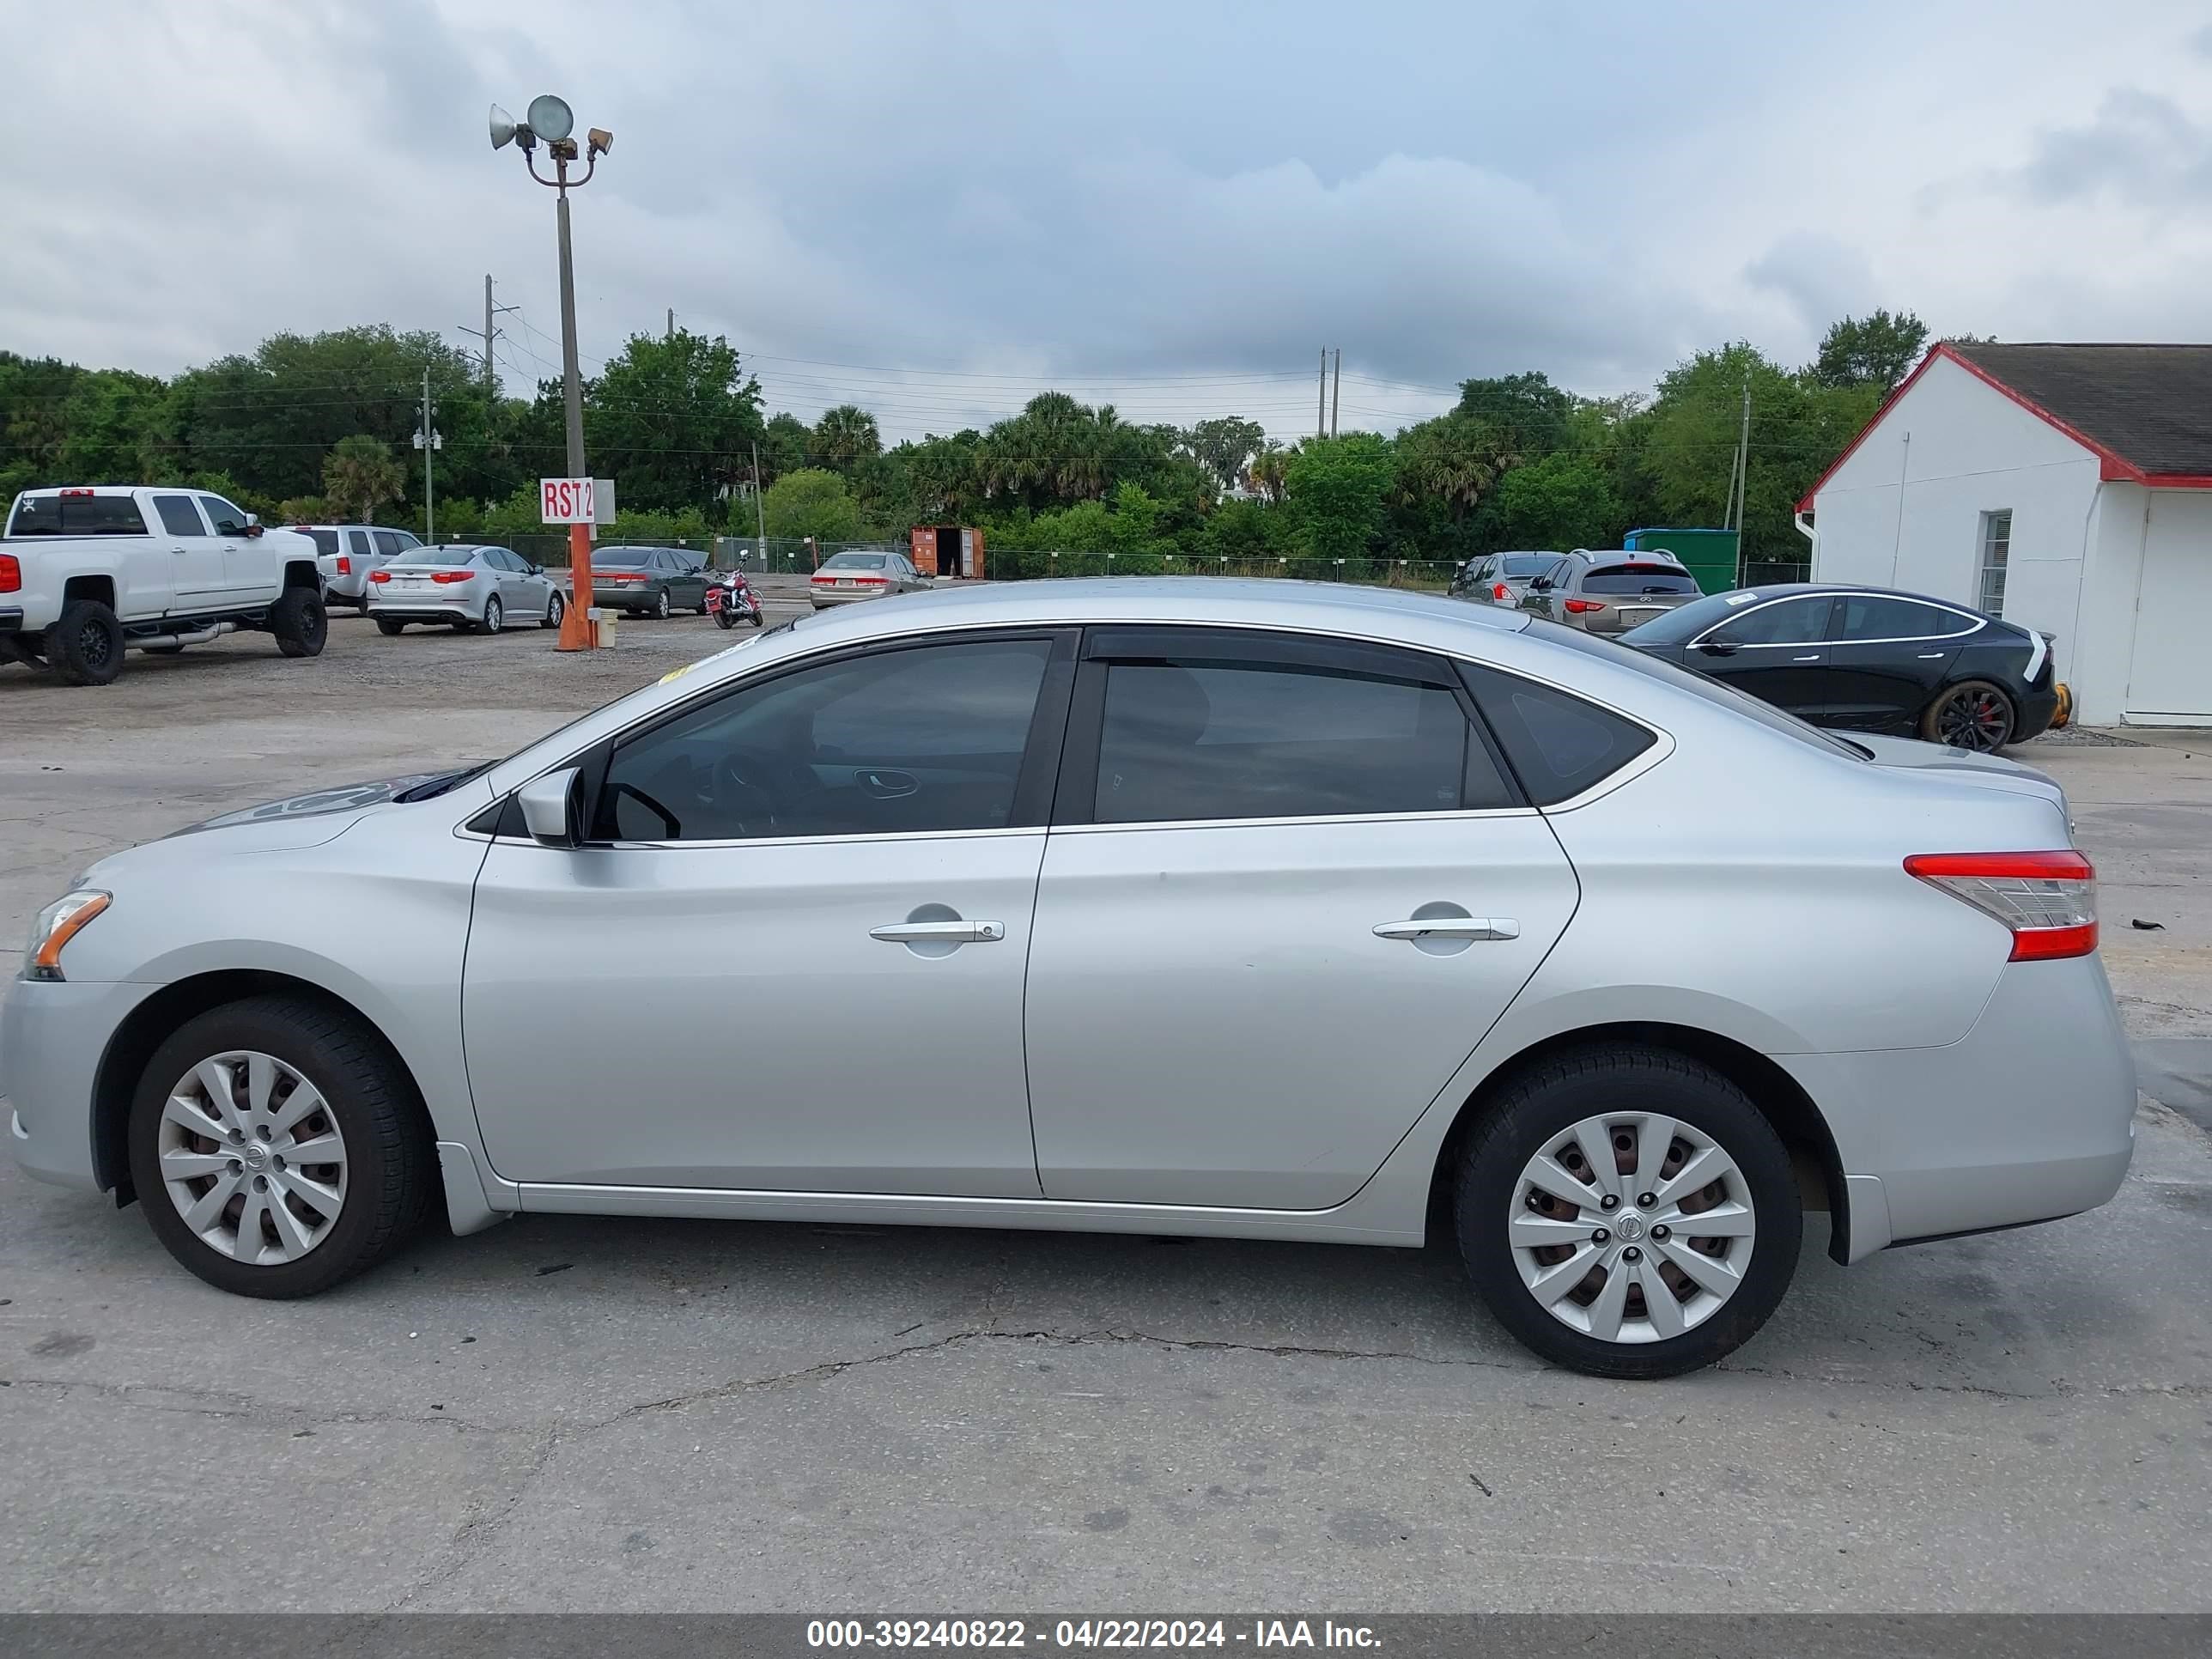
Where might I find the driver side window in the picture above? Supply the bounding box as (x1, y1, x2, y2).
(596, 636, 1057, 842)
(1705, 596, 1832, 647)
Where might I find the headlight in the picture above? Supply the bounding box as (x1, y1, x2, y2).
(24, 890, 110, 981)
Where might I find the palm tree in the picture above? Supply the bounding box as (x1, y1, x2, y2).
(809, 404, 882, 475)
(321, 434, 404, 523)
(1244, 442, 1289, 504)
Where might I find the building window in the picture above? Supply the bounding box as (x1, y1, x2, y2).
(1978, 510, 2011, 617)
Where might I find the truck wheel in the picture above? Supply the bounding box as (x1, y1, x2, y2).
(270, 587, 327, 659)
(45, 600, 126, 686)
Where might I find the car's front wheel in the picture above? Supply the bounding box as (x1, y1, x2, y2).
(126, 996, 434, 1298)
(1455, 1046, 1800, 1378)
(541, 591, 564, 630)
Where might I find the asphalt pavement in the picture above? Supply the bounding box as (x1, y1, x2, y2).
(1, 611, 2208, 1612)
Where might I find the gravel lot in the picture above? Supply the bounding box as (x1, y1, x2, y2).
(2, 600, 2209, 1613)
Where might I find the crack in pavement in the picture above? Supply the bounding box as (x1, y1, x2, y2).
(387, 1427, 561, 1613)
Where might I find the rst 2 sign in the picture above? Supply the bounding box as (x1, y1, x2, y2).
(539, 477, 595, 523)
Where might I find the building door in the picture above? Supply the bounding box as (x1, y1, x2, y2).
(2125, 494, 2212, 724)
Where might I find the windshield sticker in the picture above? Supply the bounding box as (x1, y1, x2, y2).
(1724, 591, 1759, 605)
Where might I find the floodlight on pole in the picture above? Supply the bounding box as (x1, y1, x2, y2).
(495, 92, 611, 649)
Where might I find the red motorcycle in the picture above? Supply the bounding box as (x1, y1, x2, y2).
(706, 569, 763, 629)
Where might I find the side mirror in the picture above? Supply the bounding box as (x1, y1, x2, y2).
(516, 767, 583, 847)
(1528, 577, 1552, 592)
(244, 518, 264, 538)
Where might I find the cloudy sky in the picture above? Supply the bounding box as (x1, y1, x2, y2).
(4, 0, 2210, 441)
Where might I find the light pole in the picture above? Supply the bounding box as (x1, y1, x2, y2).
(491, 95, 613, 649)
(413, 367, 442, 543)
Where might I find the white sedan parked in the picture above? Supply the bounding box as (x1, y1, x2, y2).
(367, 544, 564, 635)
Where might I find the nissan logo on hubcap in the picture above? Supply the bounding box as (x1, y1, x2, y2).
(1616, 1212, 1646, 1242)
(240, 1142, 270, 1173)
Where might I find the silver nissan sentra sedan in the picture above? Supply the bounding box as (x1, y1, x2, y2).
(3, 580, 2133, 1377)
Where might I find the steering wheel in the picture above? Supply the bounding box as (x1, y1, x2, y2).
(714, 748, 784, 838)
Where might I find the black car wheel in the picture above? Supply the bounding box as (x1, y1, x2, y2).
(1924, 680, 2015, 752)
(45, 599, 127, 686)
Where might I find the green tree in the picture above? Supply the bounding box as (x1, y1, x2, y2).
(809, 404, 882, 474)
(584, 327, 763, 514)
(1183, 416, 1267, 495)
(1494, 453, 1624, 550)
(321, 435, 405, 522)
(1813, 310, 1929, 391)
(763, 467, 863, 544)
(1284, 433, 1395, 558)
(1451, 372, 1573, 456)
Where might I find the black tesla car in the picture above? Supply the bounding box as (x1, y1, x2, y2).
(1618, 583, 2062, 751)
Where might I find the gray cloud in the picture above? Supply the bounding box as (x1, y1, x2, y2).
(1744, 234, 1879, 337)
(2002, 88, 2212, 209)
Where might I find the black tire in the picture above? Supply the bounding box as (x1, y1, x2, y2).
(375, 617, 406, 636)
(477, 595, 504, 635)
(1454, 1045, 1801, 1379)
(714, 606, 737, 629)
(44, 599, 126, 686)
(269, 586, 327, 659)
(126, 995, 435, 1299)
(1922, 679, 2015, 752)
(749, 611, 764, 628)
(654, 587, 672, 620)
(541, 591, 564, 630)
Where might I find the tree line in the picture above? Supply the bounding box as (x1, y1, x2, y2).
(0, 310, 1938, 568)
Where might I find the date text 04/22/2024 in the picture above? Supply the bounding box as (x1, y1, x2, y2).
(805, 1620, 1382, 1650)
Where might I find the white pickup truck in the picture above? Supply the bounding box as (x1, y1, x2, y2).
(0, 485, 327, 685)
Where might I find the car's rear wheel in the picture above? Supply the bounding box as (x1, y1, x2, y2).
(269, 587, 326, 659)
(654, 588, 672, 620)
(375, 617, 405, 636)
(45, 599, 125, 686)
(1923, 679, 2015, 751)
(478, 595, 504, 635)
(1455, 1046, 1800, 1378)
(127, 996, 434, 1298)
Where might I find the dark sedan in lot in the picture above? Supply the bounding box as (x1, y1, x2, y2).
(1620, 583, 2063, 750)
(587, 547, 710, 618)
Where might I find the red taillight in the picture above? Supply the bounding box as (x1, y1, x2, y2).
(431, 570, 474, 585)
(0, 554, 19, 593)
(1564, 598, 1606, 614)
(335, 556, 352, 576)
(1493, 582, 1510, 601)
(810, 573, 831, 583)
(368, 569, 392, 583)
(1905, 851, 2098, 961)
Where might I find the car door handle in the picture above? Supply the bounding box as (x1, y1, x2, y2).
(1373, 917, 1520, 941)
(1917, 652, 1946, 659)
(1791, 653, 1822, 662)
(870, 920, 1005, 944)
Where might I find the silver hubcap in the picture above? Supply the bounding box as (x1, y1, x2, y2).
(1508, 1112, 1754, 1345)
(157, 1050, 348, 1265)
(548, 593, 562, 623)
(486, 599, 501, 631)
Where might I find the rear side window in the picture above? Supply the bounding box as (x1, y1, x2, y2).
(300, 528, 339, 556)
(1582, 563, 1700, 595)
(9, 494, 150, 536)
(372, 531, 409, 557)
(346, 530, 374, 556)
(153, 495, 208, 537)
(1459, 662, 1656, 805)
(1836, 594, 1972, 641)
(1087, 650, 1516, 824)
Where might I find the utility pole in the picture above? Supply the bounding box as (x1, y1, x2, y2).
(1318, 348, 1328, 440)
(666, 307, 675, 340)
(1726, 373, 1752, 530)
(414, 369, 443, 543)
(750, 439, 768, 558)
(1331, 348, 1340, 439)
(459, 275, 518, 392)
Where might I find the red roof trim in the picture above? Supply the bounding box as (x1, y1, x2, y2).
(1796, 341, 2167, 512)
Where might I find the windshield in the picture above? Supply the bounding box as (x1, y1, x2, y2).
(1526, 617, 1867, 761)
(7, 494, 149, 536)
(1583, 563, 1699, 595)
(1620, 589, 1780, 645)
(821, 553, 887, 569)
(400, 546, 479, 567)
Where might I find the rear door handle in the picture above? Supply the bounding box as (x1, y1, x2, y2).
(1373, 917, 1520, 941)
(870, 920, 1005, 944)
(1791, 653, 1822, 662)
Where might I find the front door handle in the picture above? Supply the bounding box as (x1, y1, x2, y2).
(1373, 917, 1520, 942)
(870, 920, 1005, 944)
(1791, 653, 1822, 662)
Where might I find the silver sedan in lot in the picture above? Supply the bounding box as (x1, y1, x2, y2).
(367, 544, 564, 635)
(3, 580, 2131, 1377)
